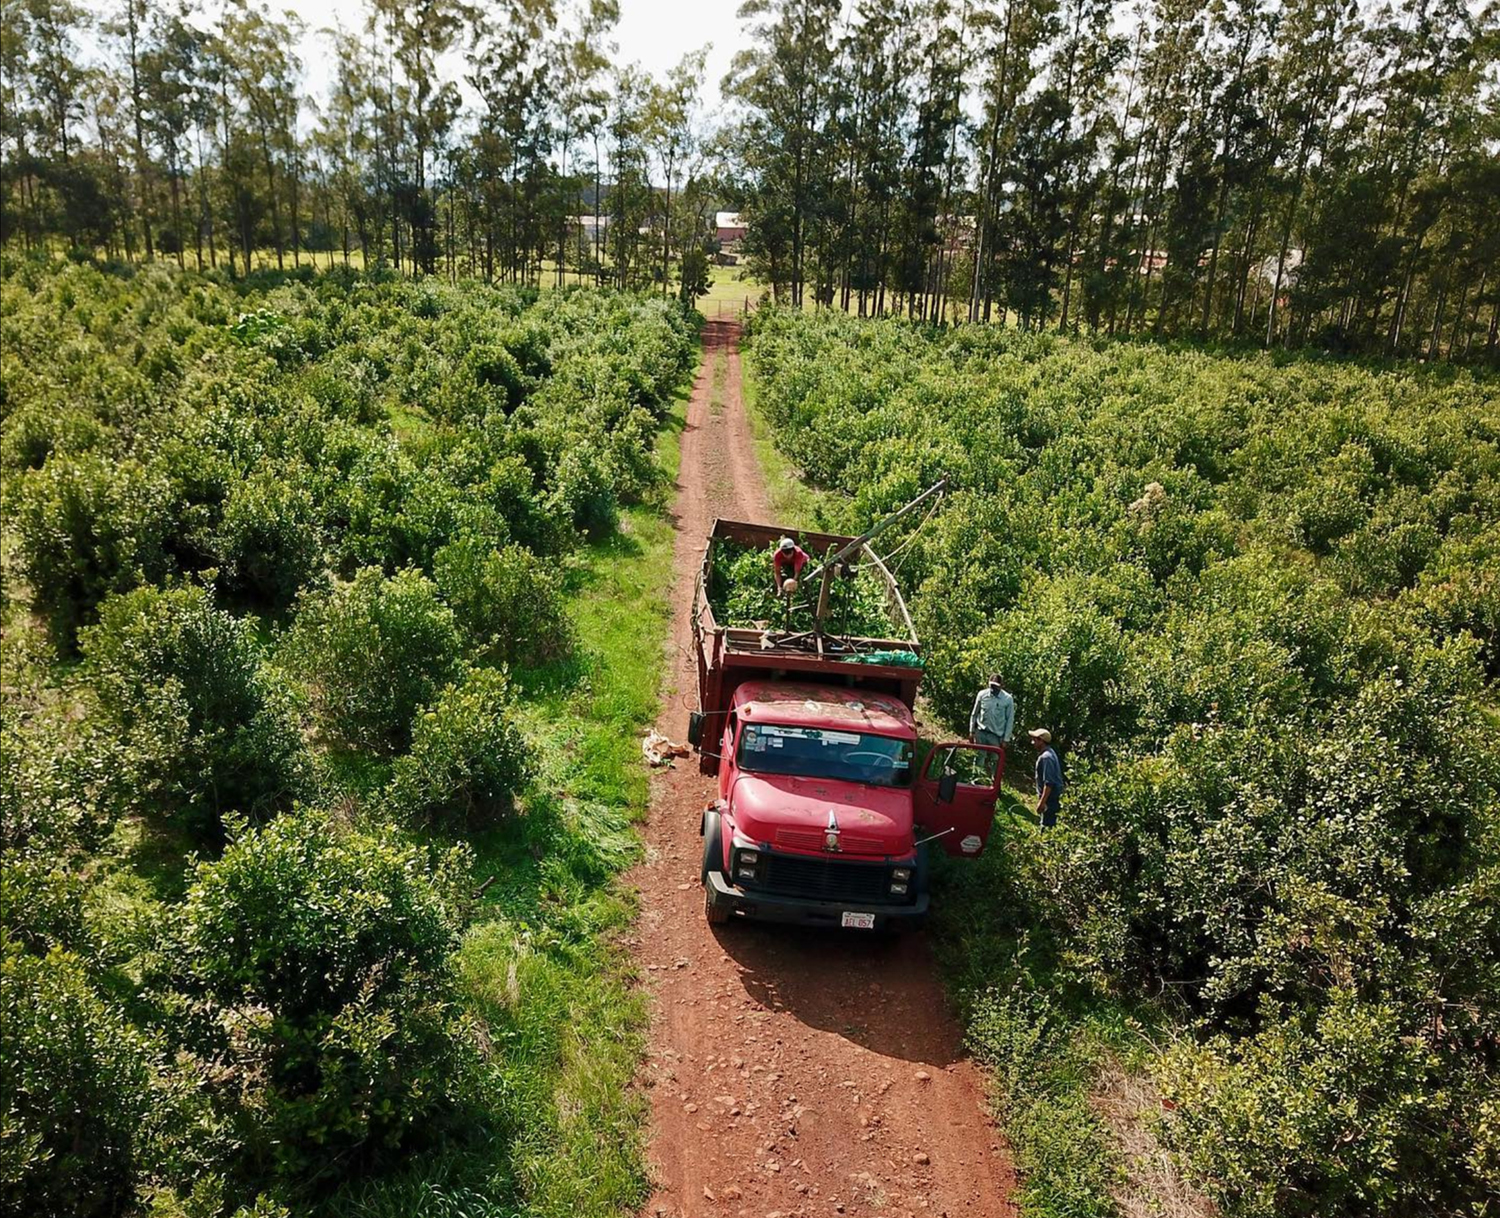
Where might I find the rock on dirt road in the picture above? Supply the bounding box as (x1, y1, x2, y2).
(633, 319, 1015, 1218)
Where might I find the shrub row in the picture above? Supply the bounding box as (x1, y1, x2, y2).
(743, 308, 1500, 1215)
(0, 262, 696, 1216)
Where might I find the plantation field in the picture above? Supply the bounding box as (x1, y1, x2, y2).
(742, 309, 1500, 1217)
(0, 259, 697, 1217)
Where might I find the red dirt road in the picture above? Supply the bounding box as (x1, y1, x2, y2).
(634, 320, 1015, 1218)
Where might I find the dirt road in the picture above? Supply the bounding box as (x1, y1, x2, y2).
(633, 320, 1015, 1218)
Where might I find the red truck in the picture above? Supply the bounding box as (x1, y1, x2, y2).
(688, 515, 1005, 931)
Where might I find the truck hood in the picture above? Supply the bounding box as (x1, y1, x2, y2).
(729, 772, 914, 858)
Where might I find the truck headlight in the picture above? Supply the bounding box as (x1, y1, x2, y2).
(733, 846, 762, 883)
(891, 867, 912, 881)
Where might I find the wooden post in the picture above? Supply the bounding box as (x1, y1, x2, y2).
(814, 543, 838, 646)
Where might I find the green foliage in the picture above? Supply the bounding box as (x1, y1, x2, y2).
(214, 466, 324, 610)
(745, 309, 1500, 1217)
(288, 568, 463, 754)
(388, 669, 533, 831)
(0, 947, 155, 1218)
(432, 537, 574, 667)
(706, 541, 897, 636)
(82, 584, 305, 838)
(0, 263, 695, 1217)
(14, 454, 174, 646)
(1160, 992, 1491, 1218)
(0, 706, 123, 862)
(966, 981, 1118, 1218)
(175, 810, 475, 1182)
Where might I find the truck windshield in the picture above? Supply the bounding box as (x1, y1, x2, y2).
(736, 724, 914, 787)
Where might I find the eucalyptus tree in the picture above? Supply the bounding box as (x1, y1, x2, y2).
(317, 25, 377, 266)
(467, 0, 558, 282)
(967, 0, 1056, 322)
(101, 0, 155, 258)
(552, 0, 618, 286)
(381, 0, 466, 273)
(140, 3, 202, 266)
(1052, 0, 1124, 330)
(725, 0, 843, 306)
(833, 0, 911, 315)
(220, 2, 303, 270)
(606, 63, 652, 288)
(647, 48, 708, 295)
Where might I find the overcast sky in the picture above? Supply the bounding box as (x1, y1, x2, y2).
(279, 0, 748, 116)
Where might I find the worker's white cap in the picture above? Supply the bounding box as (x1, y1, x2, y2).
(778, 537, 795, 551)
(1028, 728, 1052, 744)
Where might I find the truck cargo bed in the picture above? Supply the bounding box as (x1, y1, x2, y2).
(692, 519, 923, 774)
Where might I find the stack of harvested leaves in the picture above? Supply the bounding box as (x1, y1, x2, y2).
(706, 542, 896, 637)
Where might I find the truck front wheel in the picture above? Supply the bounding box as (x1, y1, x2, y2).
(701, 809, 730, 925)
(700, 807, 724, 887)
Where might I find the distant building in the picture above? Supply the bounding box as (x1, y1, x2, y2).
(939, 214, 977, 252)
(715, 211, 748, 245)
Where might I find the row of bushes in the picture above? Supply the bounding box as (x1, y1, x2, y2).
(3, 263, 693, 641)
(742, 308, 1500, 1216)
(1, 261, 696, 1216)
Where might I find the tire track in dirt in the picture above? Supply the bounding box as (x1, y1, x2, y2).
(634, 319, 1015, 1218)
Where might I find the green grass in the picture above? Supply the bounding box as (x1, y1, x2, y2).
(699, 266, 765, 316)
(928, 800, 1130, 1218)
(319, 364, 690, 1218)
(740, 361, 844, 531)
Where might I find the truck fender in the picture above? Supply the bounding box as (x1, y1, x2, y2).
(700, 807, 725, 887)
(914, 841, 932, 895)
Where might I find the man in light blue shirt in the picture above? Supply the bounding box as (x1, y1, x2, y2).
(969, 674, 1015, 748)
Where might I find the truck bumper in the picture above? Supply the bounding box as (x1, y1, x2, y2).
(706, 871, 929, 931)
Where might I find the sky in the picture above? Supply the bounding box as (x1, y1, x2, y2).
(281, 0, 749, 117)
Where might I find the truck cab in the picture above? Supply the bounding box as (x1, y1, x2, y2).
(701, 679, 1004, 930)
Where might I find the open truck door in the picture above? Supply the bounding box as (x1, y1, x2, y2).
(914, 742, 1004, 857)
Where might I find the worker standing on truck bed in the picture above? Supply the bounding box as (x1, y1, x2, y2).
(1030, 728, 1064, 828)
(772, 537, 809, 592)
(969, 674, 1015, 747)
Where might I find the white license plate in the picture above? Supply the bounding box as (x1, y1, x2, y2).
(841, 911, 876, 930)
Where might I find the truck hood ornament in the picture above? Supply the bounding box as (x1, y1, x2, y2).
(825, 810, 841, 851)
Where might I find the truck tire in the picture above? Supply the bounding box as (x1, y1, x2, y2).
(701, 809, 731, 924)
(700, 808, 724, 888)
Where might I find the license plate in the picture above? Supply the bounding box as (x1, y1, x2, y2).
(841, 911, 876, 930)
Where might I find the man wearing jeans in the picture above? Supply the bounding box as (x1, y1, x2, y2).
(969, 674, 1015, 748)
(1029, 728, 1063, 828)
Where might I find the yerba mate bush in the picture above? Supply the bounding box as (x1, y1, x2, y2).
(744, 307, 1500, 1216)
(0, 259, 695, 1216)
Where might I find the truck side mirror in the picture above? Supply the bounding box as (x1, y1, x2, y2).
(687, 711, 704, 748)
(937, 771, 958, 804)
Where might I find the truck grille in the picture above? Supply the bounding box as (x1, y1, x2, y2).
(774, 828, 886, 854)
(757, 855, 904, 905)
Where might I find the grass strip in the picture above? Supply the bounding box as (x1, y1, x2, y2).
(740, 360, 841, 530)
